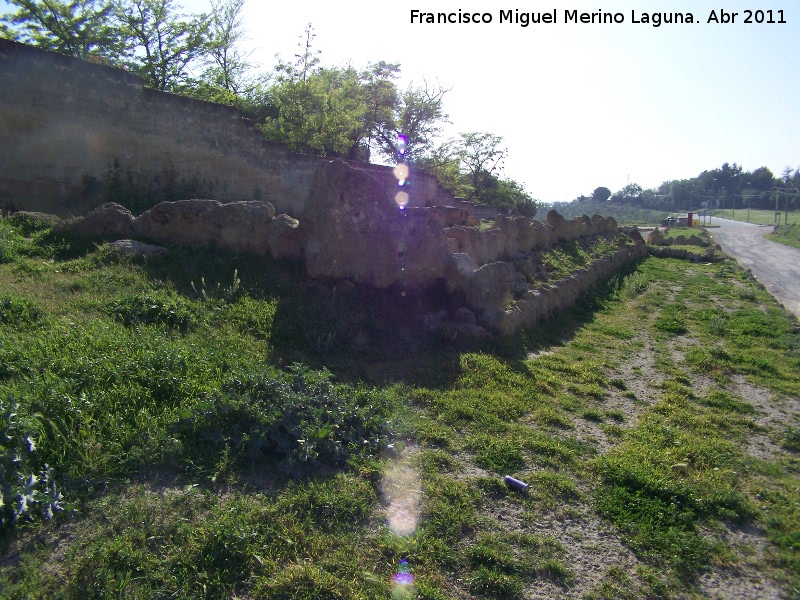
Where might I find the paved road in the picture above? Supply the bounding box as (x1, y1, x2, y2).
(705, 216, 800, 319)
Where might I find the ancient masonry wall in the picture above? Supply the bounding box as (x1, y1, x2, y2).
(0, 40, 449, 217)
(2, 41, 650, 336)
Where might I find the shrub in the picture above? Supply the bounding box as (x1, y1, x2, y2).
(784, 427, 800, 452)
(0, 397, 65, 529)
(7, 212, 58, 236)
(653, 305, 687, 335)
(0, 295, 42, 327)
(107, 292, 197, 332)
(174, 365, 391, 474)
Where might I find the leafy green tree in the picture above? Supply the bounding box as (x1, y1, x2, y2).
(450, 131, 507, 202)
(116, 0, 209, 91)
(202, 0, 251, 95)
(611, 183, 644, 205)
(375, 81, 448, 163)
(592, 186, 611, 202)
(417, 143, 468, 198)
(259, 37, 365, 157)
(481, 176, 537, 216)
(420, 134, 535, 215)
(347, 61, 400, 161)
(0, 0, 119, 58)
(747, 166, 775, 192)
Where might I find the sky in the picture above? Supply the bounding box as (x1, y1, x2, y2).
(3, 0, 799, 203)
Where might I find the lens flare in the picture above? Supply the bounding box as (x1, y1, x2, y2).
(395, 191, 409, 208)
(393, 560, 414, 585)
(382, 461, 421, 537)
(393, 164, 409, 181)
(390, 559, 415, 598)
(396, 134, 407, 156)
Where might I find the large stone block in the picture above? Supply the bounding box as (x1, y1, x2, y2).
(300, 160, 450, 288)
(52, 202, 135, 239)
(134, 199, 275, 254)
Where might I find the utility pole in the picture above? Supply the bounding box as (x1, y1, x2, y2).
(776, 190, 780, 224)
(711, 178, 717, 225)
(786, 190, 790, 225)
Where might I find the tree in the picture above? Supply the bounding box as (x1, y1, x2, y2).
(348, 61, 400, 161)
(450, 131, 507, 202)
(375, 81, 448, 163)
(482, 177, 537, 216)
(611, 183, 643, 204)
(747, 166, 775, 192)
(1, 0, 119, 59)
(259, 30, 365, 157)
(202, 0, 251, 95)
(592, 186, 611, 202)
(259, 67, 365, 156)
(419, 134, 535, 215)
(417, 143, 468, 198)
(116, 0, 209, 91)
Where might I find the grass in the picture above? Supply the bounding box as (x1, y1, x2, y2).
(768, 223, 800, 250)
(536, 201, 667, 226)
(709, 208, 800, 226)
(1, 217, 799, 598)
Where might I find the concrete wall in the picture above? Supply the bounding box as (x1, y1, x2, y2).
(0, 40, 453, 217)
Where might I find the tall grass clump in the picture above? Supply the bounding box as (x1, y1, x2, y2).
(107, 291, 198, 331)
(0, 218, 25, 263)
(621, 272, 651, 298)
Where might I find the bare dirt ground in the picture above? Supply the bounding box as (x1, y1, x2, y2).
(508, 299, 795, 598)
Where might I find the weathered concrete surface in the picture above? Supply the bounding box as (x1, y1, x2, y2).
(707, 217, 800, 319)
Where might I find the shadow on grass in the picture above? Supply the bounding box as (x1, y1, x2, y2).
(35, 230, 640, 389)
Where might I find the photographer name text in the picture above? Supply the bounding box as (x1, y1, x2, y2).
(409, 9, 787, 27)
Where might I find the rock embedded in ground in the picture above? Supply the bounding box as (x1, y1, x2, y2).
(134, 199, 276, 255)
(106, 239, 168, 259)
(53, 202, 135, 239)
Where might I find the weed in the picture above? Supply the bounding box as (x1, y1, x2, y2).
(0, 218, 26, 263)
(174, 365, 392, 474)
(698, 390, 756, 415)
(0, 397, 66, 528)
(472, 437, 526, 473)
(469, 566, 523, 598)
(256, 563, 350, 599)
(736, 284, 758, 302)
(107, 291, 198, 331)
(0, 294, 43, 327)
(783, 427, 800, 452)
(621, 272, 651, 298)
(653, 304, 688, 336)
(190, 269, 241, 302)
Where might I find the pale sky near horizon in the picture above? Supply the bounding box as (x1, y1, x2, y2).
(3, 0, 798, 203)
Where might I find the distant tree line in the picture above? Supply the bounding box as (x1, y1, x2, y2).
(571, 162, 800, 214)
(1, 0, 537, 216)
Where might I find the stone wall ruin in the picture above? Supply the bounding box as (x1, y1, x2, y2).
(54, 158, 647, 336)
(0, 39, 450, 218)
(2, 40, 649, 337)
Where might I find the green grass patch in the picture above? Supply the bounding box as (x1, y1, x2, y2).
(2, 220, 800, 598)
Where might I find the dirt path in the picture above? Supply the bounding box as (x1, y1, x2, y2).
(706, 217, 800, 319)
